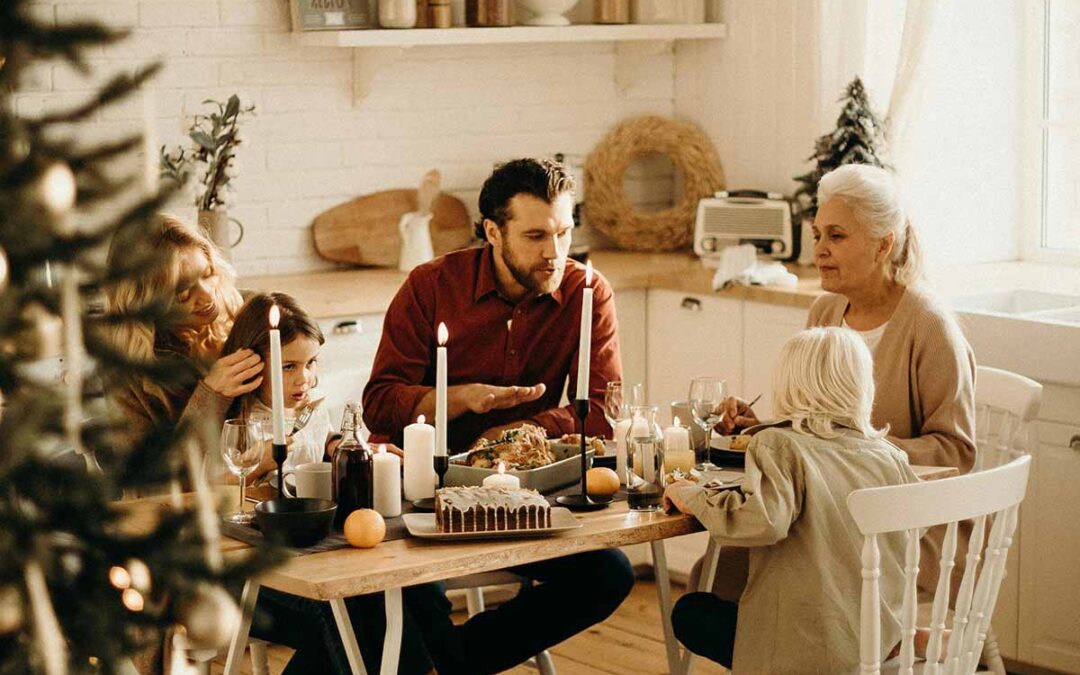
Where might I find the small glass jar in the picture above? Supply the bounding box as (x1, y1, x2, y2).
(466, 0, 513, 26)
(594, 0, 629, 24)
(625, 405, 665, 512)
(379, 0, 417, 28)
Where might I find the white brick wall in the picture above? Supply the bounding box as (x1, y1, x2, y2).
(20, 1, 678, 276)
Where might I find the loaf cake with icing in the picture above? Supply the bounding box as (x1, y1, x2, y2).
(435, 486, 552, 533)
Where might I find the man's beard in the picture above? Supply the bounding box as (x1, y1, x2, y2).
(500, 245, 564, 295)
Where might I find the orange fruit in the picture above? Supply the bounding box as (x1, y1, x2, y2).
(343, 509, 386, 548)
(586, 467, 620, 498)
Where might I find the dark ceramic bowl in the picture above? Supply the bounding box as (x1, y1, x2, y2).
(591, 455, 618, 471)
(254, 498, 336, 547)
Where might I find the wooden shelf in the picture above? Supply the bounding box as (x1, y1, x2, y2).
(294, 23, 726, 48)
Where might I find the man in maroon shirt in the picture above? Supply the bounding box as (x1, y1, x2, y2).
(364, 160, 621, 450)
(352, 159, 633, 675)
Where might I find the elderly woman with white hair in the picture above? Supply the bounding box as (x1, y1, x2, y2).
(713, 163, 977, 598)
(665, 327, 919, 673)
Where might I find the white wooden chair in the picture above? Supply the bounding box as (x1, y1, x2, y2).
(974, 365, 1042, 470)
(847, 454, 1032, 675)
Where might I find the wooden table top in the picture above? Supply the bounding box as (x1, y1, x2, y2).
(119, 464, 957, 602)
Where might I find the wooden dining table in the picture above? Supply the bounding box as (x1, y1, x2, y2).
(202, 463, 958, 675)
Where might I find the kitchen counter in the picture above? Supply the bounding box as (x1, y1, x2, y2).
(242, 250, 824, 319)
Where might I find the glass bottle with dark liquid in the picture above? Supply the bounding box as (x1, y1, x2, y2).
(332, 401, 373, 528)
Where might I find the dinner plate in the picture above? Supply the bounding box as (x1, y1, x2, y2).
(711, 435, 748, 451)
(402, 507, 582, 541)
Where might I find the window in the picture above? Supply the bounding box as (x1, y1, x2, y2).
(1037, 1, 1080, 256)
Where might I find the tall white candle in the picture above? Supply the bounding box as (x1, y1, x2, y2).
(403, 414, 436, 501)
(373, 445, 402, 517)
(575, 262, 594, 400)
(268, 306, 285, 446)
(435, 322, 448, 457)
(482, 462, 520, 489)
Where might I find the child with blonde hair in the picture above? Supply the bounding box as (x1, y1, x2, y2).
(665, 327, 919, 674)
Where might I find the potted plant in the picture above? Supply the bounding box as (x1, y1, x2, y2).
(160, 94, 254, 259)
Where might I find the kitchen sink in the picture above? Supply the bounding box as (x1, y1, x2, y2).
(952, 289, 1080, 317)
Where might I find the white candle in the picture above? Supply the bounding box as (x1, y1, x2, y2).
(268, 306, 285, 446)
(435, 322, 448, 457)
(373, 445, 402, 517)
(664, 417, 691, 452)
(482, 462, 520, 489)
(575, 262, 594, 400)
(403, 414, 436, 501)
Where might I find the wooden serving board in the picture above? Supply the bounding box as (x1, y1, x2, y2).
(312, 189, 475, 267)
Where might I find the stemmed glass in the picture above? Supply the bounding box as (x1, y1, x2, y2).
(604, 381, 644, 432)
(221, 418, 263, 524)
(688, 376, 727, 472)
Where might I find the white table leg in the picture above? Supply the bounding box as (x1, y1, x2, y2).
(330, 597, 369, 675)
(223, 579, 260, 675)
(676, 538, 722, 675)
(380, 587, 403, 675)
(651, 540, 682, 675)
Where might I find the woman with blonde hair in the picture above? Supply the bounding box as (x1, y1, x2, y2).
(105, 214, 262, 444)
(665, 327, 919, 673)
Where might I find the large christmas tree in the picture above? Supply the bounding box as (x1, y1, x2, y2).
(793, 77, 890, 221)
(0, 3, 276, 673)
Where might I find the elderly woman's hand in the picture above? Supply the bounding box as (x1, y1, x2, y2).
(663, 480, 696, 515)
(715, 396, 760, 435)
(204, 348, 264, 398)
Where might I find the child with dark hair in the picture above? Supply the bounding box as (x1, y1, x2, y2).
(221, 291, 337, 484)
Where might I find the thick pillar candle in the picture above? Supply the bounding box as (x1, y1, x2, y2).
(373, 445, 402, 518)
(435, 322, 448, 457)
(268, 305, 285, 446)
(482, 462, 520, 489)
(575, 261, 594, 401)
(403, 415, 436, 501)
(664, 417, 695, 475)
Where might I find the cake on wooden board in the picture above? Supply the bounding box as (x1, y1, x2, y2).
(435, 486, 552, 533)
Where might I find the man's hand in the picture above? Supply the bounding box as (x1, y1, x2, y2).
(459, 383, 546, 415)
(663, 480, 696, 515)
(715, 395, 760, 435)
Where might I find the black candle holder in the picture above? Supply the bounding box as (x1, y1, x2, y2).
(557, 399, 609, 511)
(272, 442, 288, 497)
(412, 454, 450, 512)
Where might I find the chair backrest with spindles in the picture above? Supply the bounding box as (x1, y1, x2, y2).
(974, 366, 1042, 470)
(846, 454, 1032, 675)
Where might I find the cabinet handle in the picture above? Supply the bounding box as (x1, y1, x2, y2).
(333, 319, 361, 334)
(680, 297, 702, 312)
(1071, 434, 1080, 451)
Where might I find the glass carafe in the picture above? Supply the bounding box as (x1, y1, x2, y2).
(624, 405, 664, 512)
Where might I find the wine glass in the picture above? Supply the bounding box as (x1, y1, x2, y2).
(221, 418, 263, 524)
(688, 376, 727, 472)
(604, 381, 644, 431)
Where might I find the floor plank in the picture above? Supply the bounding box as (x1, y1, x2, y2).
(213, 580, 730, 674)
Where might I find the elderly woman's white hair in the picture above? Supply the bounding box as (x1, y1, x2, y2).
(818, 164, 922, 286)
(771, 327, 886, 440)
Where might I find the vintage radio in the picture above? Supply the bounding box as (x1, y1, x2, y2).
(694, 190, 800, 262)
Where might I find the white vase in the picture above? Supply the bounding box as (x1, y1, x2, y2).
(517, 0, 578, 26)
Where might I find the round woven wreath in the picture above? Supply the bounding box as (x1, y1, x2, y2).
(585, 115, 725, 252)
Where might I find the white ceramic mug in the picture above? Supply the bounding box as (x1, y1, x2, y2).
(284, 462, 333, 500)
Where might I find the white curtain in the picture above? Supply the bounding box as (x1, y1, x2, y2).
(883, 0, 943, 176)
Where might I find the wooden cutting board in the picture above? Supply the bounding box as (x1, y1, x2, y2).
(312, 189, 475, 267)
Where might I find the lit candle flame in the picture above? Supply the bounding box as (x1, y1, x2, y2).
(497, 461, 506, 475)
(584, 260, 593, 287)
(674, 416, 681, 426)
(41, 162, 76, 215)
(417, 414, 425, 424)
(269, 304, 280, 328)
(437, 322, 448, 346)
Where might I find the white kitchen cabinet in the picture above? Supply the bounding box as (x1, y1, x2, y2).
(740, 302, 806, 420)
(646, 290, 743, 426)
(1017, 410, 1080, 671)
(614, 288, 647, 399)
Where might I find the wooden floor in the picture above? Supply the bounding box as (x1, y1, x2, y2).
(212, 579, 730, 675)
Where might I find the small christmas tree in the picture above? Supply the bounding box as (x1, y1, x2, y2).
(793, 77, 890, 221)
(0, 2, 278, 673)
